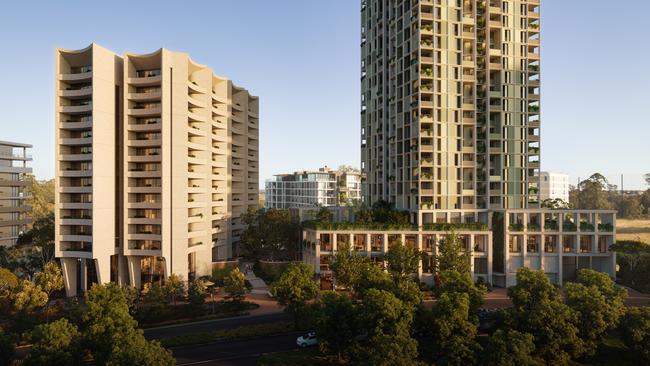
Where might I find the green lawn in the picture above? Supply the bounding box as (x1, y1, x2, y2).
(257, 348, 335, 366)
(160, 321, 296, 348)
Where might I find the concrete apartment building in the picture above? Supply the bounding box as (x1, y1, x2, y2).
(302, 0, 617, 287)
(539, 171, 569, 202)
(56, 44, 259, 295)
(0, 141, 32, 247)
(265, 167, 362, 209)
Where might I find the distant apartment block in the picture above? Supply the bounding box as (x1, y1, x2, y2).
(55, 44, 259, 296)
(265, 167, 361, 209)
(539, 171, 569, 202)
(0, 141, 32, 246)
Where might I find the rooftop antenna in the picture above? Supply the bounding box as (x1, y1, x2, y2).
(621, 174, 624, 194)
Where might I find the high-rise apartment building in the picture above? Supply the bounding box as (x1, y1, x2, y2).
(0, 141, 32, 246)
(56, 44, 259, 295)
(539, 171, 569, 203)
(266, 167, 362, 209)
(361, 0, 541, 222)
(301, 0, 615, 288)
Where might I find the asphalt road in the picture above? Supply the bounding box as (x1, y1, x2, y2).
(144, 312, 292, 339)
(172, 332, 305, 366)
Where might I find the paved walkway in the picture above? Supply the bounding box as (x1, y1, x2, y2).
(240, 261, 270, 295)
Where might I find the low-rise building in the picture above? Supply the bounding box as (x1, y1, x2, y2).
(302, 209, 616, 288)
(0, 141, 32, 247)
(539, 172, 570, 203)
(265, 167, 361, 209)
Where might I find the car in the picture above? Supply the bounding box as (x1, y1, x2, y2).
(296, 332, 318, 348)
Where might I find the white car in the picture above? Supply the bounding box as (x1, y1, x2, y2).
(296, 332, 318, 348)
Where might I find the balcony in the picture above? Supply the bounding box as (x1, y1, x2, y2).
(129, 70, 162, 86)
(129, 103, 161, 117)
(60, 136, 92, 146)
(60, 86, 92, 98)
(60, 69, 92, 83)
(128, 90, 162, 102)
(61, 103, 92, 114)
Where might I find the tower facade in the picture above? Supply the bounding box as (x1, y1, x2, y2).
(0, 141, 32, 247)
(55, 44, 259, 295)
(361, 0, 541, 221)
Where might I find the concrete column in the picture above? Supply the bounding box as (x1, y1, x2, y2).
(332, 233, 337, 252)
(127, 256, 142, 289)
(382, 233, 388, 253)
(79, 259, 88, 292)
(61, 257, 78, 297)
(487, 234, 493, 285)
(118, 255, 129, 286)
(417, 234, 423, 277)
(95, 256, 111, 285)
(365, 233, 371, 258)
(400, 233, 405, 246)
(349, 233, 354, 252)
(469, 235, 475, 281)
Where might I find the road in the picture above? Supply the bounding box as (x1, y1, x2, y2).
(172, 332, 304, 366)
(144, 312, 292, 339)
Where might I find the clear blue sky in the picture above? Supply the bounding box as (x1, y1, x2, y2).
(0, 0, 648, 189)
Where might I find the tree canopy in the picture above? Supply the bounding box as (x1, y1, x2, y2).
(240, 207, 300, 260)
(271, 263, 318, 326)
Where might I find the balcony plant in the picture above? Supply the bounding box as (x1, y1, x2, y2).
(563, 221, 577, 232)
(528, 223, 541, 231)
(579, 221, 595, 232)
(598, 223, 613, 232)
(509, 223, 525, 231)
(544, 219, 558, 231)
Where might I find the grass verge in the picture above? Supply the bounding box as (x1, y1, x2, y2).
(160, 321, 297, 348)
(257, 348, 334, 366)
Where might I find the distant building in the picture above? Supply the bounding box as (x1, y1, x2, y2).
(539, 172, 570, 202)
(265, 167, 362, 209)
(0, 140, 32, 246)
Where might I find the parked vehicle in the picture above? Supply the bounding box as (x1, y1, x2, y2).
(296, 332, 318, 348)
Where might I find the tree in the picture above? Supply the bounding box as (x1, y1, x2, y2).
(223, 267, 247, 303)
(352, 289, 419, 366)
(356, 262, 393, 295)
(436, 232, 471, 274)
(644, 173, 650, 187)
(24, 318, 80, 366)
(25, 176, 54, 221)
(163, 273, 185, 305)
(507, 267, 560, 310)
(315, 206, 333, 223)
(384, 240, 420, 283)
(140, 283, 168, 321)
(329, 243, 370, 292)
(82, 283, 174, 365)
(34, 261, 64, 321)
(0, 268, 18, 313)
(0, 328, 14, 366)
(16, 213, 56, 271)
(573, 173, 613, 210)
(270, 263, 318, 327)
(483, 329, 540, 366)
(436, 270, 485, 317)
(188, 278, 207, 309)
(541, 198, 571, 209)
(611, 240, 650, 293)
(616, 195, 644, 219)
(507, 268, 584, 364)
(14, 280, 47, 315)
(370, 200, 410, 225)
(619, 307, 650, 363)
(240, 207, 301, 260)
(430, 292, 481, 366)
(316, 291, 359, 361)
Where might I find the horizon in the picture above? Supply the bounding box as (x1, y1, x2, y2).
(1, 0, 648, 189)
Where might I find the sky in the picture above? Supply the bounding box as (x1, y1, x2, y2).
(0, 0, 648, 189)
